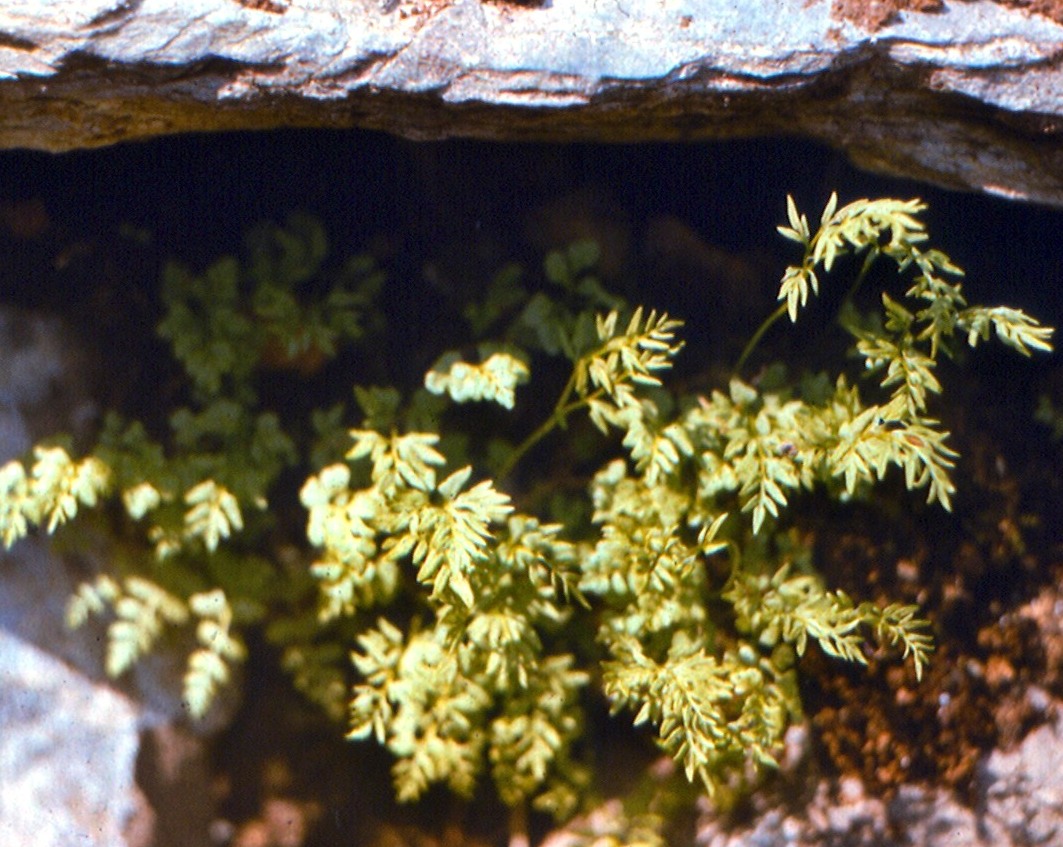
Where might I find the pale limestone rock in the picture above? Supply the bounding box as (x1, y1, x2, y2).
(0, 0, 1061, 205)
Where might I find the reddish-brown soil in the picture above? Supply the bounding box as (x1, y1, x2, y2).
(833, 0, 1063, 29)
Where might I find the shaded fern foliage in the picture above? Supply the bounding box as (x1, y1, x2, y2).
(1, 197, 1052, 833)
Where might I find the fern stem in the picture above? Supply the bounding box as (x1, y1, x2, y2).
(496, 361, 603, 483)
(733, 302, 787, 377)
(497, 371, 573, 482)
(842, 248, 880, 313)
(508, 802, 530, 847)
(735, 247, 880, 377)
(497, 410, 564, 483)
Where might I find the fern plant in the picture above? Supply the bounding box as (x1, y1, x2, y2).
(2, 213, 381, 719)
(0, 196, 1053, 838)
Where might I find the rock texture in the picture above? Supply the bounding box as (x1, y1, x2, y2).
(0, 629, 149, 847)
(0, 306, 218, 847)
(688, 586, 1063, 847)
(541, 578, 1063, 847)
(541, 709, 1063, 847)
(688, 709, 1063, 847)
(1, 0, 1062, 206)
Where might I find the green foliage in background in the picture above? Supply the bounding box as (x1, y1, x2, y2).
(0, 196, 1053, 837)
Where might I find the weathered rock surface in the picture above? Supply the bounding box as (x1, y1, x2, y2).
(687, 706, 1063, 847)
(542, 579, 1063, 847)
(1, 0, 1062, 206)
(541, 707, 1063, 847)
(0, 629, 149, 847)
(0, 538, 219, 847)
(0, 306, 219, 847)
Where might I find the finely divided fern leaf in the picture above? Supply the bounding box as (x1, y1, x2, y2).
(0, 447, 111, 546)
(408, 467, 512, 607)
(425, 350, 531, 409)
(183, 480, 244, 551)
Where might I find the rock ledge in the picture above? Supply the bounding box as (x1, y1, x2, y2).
(1, 0, 1062, 205)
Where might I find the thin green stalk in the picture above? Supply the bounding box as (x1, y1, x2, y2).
(508, 802, 529, 847)
(734, 247, 880, 377)
(841, 248, 880, 313)
(734, 302, 787, 377)
(496, 361, 604, 483)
